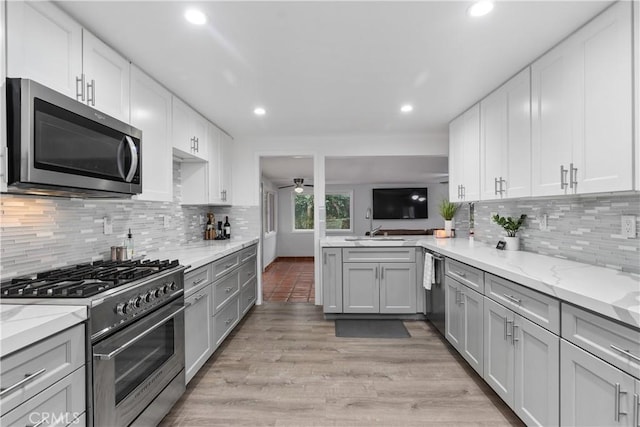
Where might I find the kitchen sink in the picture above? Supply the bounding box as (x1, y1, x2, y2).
(344, 236, 406, 241)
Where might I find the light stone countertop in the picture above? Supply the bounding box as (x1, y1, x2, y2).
(0, 304, 87, 358)
(321, 236, 640, 329)
(144, 237, 259, 273)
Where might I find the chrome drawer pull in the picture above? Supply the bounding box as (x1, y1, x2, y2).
(615, 383, 627, 422)
(194, 294, 205, 301)
(225, 287, 232, 293)
(611, 345, 640, 362)
(224, 264, 234, 269)
(454, 271, 466, 277)
(503, 294, 521, 305)
(225, 318, 233, 325)
(192, 278, 206, 286)
(0, 368, 46, 397)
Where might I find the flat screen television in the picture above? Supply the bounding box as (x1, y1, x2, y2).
(372, 188, 428, 219)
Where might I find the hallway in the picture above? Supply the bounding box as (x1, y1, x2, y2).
(262, 257, 315, 303)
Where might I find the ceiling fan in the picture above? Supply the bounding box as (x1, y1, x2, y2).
(278, 178, 313, 193)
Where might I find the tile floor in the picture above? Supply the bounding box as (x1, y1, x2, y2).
(262, 257, 315, 303)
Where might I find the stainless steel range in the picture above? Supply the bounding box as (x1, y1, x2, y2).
(0, 259, 187, 427)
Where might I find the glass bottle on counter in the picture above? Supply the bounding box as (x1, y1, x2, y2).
(124, 229, 134, 260)
(224, 216, 231, 239)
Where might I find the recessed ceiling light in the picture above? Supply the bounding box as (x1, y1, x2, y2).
(185, 9, 207, 25)
(467, 1, 494, 17)
(401, 104, 413, 113)
(254, 107, 266, 116)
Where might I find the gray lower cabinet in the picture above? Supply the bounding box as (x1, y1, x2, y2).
(184, 283, 213, 384)
(445, 275, 483, 375)
(322, 248, 343, 313)
(342, 262, 416, 314)
(483, 297, 559, 426)
(561, 339, 636, 426)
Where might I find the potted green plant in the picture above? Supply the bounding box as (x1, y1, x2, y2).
(439, 200, 459, 237)
(492, 213, 526, 250)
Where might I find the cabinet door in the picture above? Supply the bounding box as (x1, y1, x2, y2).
(82, 30, 130, 122)
(343, 263, 379, 313)
(444, 276, 461, 350)
(322, 248, 343, 313)
(219, 132, 233, 203)
(483, 297, 514, 406)
(513, 315, 559, 427)
(172, 96, 194, 156)
(379, 263, 416, 314)
(480, 85, 507, 201)
(504, 67, 531, 198)
(207, 125, 233, 205)
(6, 0, 82, 98)
(561, 339, 635, 426)
(531, 40, 574, 196)
(185, 284, 213, 384)
(573, 1, 633, 193)
(460, 287, 484, 376)
(130, 65, 173, 202)
(462, 104, 481, 201)
(448, 115, 464, 201)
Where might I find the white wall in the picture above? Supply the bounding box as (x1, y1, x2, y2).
(261, 177, 278, 269)
(326, 183, 450, 236)
(276, 188, 314, 257)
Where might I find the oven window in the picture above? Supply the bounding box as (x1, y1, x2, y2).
(114, 318, 175, 405)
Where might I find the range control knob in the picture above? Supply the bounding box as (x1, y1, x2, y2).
(154, 288, 162, 298)
(162, 284, 170, 294)
(116, 302, 128, 316)
(169, 281, 177, 291)
(145, 291, 154, 303)
(129, 296, 142, 309)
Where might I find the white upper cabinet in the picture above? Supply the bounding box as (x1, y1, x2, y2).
(82, 30, 131, 122)
(130, 66, 173, 202)
(636, 0, 640, 191)
(480, 68, 531, 200)
(6, 1, 131, 122)
(449, 104, 480, 202)
(532, 1, 633, 196)
(207, 124, 233, 205)
(172, 96, 208, 161)
(7, 1, 82, 97)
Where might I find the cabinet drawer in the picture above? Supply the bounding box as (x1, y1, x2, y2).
(213, 296, 239, 347)
(0, 367, 85, 427)
(184, 264, 212, 295)
(445, 258, 484, 292)
(212, 271, 240, 313)
(0, 324, 84, 416)
(212, 253, 240, 280)
(485, 273, 560, 334)
(239, 257, 257, 286)
(239, 245, 257, 263)
(562, 303, 640, 379)
(240, 278, 257, 315)
(342, 248, 416, 263)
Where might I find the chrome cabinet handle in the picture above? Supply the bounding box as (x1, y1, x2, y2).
(610, 345, 640, 363)
(512, 324, 519, 344)
(503, 294, 522, 305)
(375, 266, 378, 279)
(615, 383, 627, 422)
(459, 291, 464, 305)
(87, 79, 95, 106)
(499, 177, 506, 195)
(225, 287, 232, 293)
(0, 368, 46, 397)
(192, 278, 206, 286)
(560, 165, 568, 190)
(76, 74, 85, 101)
(461, 185, 465, 199)
(494, 178, 499, 196)
(633, 394, 639, 427)
(323, 252, 327, 265)
(570, 163, 578, 190)
(454, 289, 459, 304)
(503, 317, 508, 340)
(506, 320, 513, 340)
(381, 267, 384, 280)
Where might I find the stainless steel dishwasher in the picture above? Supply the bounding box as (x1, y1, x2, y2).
(424, 249, 446, 335)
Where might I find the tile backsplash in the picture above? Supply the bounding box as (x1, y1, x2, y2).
(0, 162, 259, 279)
(454, 193, 640, 274)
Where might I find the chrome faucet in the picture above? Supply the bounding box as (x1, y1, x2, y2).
(365, 208, 382, 236)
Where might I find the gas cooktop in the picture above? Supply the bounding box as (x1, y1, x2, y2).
(0, 259, 180, 298)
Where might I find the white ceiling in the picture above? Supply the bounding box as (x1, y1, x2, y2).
(58, 0, 612, 140)
(261, 155, 449, 187)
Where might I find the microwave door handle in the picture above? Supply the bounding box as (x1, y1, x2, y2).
(124, 136, 138, 183)
(116, 138, 127, 179)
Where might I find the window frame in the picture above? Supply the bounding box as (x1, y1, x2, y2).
(325, 190, 354, 233)
(263, 190, 277, 236)
(291, 191, 315, 233)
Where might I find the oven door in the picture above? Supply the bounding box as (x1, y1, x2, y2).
(92, 299, 185, 427)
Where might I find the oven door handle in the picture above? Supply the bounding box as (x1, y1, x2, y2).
(93, 306, 185, 361)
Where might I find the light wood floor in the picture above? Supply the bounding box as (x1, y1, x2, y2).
(160, 303, 524, 426)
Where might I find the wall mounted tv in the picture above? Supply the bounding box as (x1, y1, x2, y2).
(372, 188, 428, 219)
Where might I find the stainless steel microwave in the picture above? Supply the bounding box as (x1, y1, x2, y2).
(5, 78, 142, 197)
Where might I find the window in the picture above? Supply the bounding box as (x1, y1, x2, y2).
(293, 193, 314, 231)
(263, 191, 276, 234)
(292, 191, 353, 232)
(326, 191, 352, 232)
